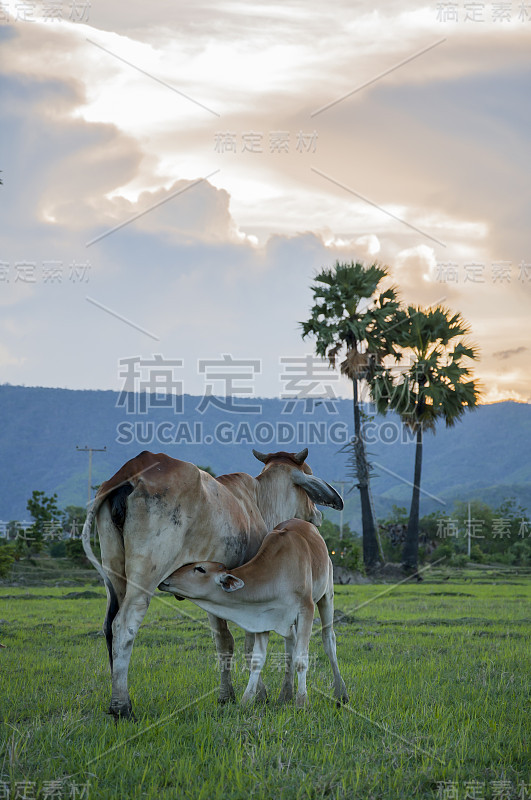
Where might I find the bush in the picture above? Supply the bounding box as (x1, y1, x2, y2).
(65, 539, 88, 564)
(430, 543, 453, 562)
(451, 553, 468, 568)
(320, 517, 363, 573)
(338, 540, 363, 573)
(48, 541, 67, 558)
(507, 539, 531, 566)
(0, 543, 16, 578)
(470, 544, 484, 563)
(15, 534, 44, 559)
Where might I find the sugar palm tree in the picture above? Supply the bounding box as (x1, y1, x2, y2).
(370, 305, 480, 571)
(301, 260, 404, 572)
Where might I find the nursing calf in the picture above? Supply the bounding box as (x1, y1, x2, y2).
(159, 518, 349, 708)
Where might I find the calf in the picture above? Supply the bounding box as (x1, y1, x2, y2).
(159, 518, 349, 708)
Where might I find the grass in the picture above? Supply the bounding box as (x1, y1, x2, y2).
(0, 569, 529, 799)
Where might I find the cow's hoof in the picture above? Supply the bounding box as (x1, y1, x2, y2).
(336, 687, 349, 707)
(108, 701, 135, 721)
(255, 687, 268, 704)
(217, 692, 236, 705)
(278, 689, 294, 704)
(295, 694, 308, 709)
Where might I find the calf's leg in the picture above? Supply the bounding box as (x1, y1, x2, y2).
(294, 604, 315, 708)
(244, 631, 267, 702)
(241, 632, 269, 705)
(278, 624, 296, 703)
(317, 583, 349, 706)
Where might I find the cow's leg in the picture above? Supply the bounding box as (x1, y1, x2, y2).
(317, 587, 349, 706)
(109, 584, 151, 719)
(294, 603, 315, 708)
(241, 632, 269, 705)
(278, 625, 296, 703)
(244, 632, 267, 702)
(97, 502, 127, 675)
(102, 556, 127, 675)
(103, 581, 121, 674)
(207, 614, 236, 703)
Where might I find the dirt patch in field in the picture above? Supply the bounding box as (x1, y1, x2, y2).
(0, 594, 57, 600)
(0, 590, 104, 600)
(333, 566, 371, 585)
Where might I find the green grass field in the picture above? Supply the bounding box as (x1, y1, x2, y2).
(1, 570, 529, 799)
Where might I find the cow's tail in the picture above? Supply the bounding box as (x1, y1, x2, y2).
(82, 496, 120, 671)
(82, 497, 114, 593)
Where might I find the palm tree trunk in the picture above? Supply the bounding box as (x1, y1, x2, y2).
(402, 425, 423, 571)
(352, 378, 380, 571)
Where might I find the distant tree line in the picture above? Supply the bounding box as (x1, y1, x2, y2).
(0, 464, 218, 577)
(0, 490, 88, 576)
(1, 487, 528, 580)
(377, 498, 530, 567)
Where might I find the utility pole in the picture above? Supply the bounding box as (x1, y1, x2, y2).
(331, 480, 348, 539)
(76, 445, 107, 505)
(467, 501, 471, 558)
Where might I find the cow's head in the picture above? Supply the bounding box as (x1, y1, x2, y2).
(253, 447, 343, 529)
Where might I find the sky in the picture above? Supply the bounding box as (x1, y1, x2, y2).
(0, 0, 530, 403)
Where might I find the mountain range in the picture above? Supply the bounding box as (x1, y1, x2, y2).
(1, 384, 530, 528)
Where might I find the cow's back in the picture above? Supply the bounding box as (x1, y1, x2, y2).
(96, 452, 268, 574)
(237, 519, 331, 603)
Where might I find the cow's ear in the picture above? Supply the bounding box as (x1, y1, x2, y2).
(292, 472, 344, 510)
(215, 573, 245, 592)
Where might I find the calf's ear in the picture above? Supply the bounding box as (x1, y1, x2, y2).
(215, 573, 245, 592)
(292, 471, 344, 510)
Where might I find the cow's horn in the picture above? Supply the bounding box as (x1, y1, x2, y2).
(293, 448, 309, 465)
(252, 449, 268, 463)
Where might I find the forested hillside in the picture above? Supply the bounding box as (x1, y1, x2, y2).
(1, 384, 530, 527)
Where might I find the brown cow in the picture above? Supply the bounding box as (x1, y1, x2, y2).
(82, 448, 343, 718)
(159, 519, 349, 708)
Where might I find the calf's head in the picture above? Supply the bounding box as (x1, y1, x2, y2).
(159, 561, 245, 599)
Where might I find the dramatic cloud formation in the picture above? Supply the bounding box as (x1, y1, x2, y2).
(0, 3, 529, 401)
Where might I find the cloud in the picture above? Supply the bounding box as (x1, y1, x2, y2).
(89, 178, 237, 245)
(0, 342, 25, 368)
(0, 8, 530, 404)
(493, 346, 528, 360)
(391, 245, 441, 304)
